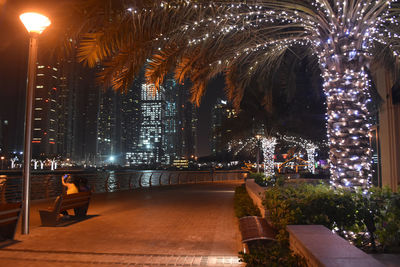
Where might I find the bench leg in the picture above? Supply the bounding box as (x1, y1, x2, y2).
(39, 210, 58, 226)
(74, 204, 88, 217)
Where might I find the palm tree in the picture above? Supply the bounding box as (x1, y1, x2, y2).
(74, 0, 400, 190)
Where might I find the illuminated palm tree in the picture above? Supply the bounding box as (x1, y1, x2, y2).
(76, 0, 400, 190)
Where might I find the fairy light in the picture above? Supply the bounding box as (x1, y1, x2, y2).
(306, 143, 318, 174)
(261, 137, 277, 178)
(98, 1, 400, 190)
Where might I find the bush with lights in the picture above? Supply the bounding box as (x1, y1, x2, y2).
(263, 184, 400, 252)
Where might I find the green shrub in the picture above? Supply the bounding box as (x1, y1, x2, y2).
(249, 172, 287, 187)
(353, 187, 400, 252)
(248, 172, 267, 186)
(263, 183, 400, 252)
(263, 184, 356, 241)
(239, 241, 305, 267)
(234, 185, 261, 218)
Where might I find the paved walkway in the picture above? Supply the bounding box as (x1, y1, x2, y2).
(0, 182, 244, 266)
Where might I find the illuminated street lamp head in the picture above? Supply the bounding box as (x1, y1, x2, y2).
(19, 12, 51, 35)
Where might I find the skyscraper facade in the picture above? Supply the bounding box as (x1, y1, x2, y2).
(32, 63, 60, 158)
(125, 76, 198, 167)
(57, 53, 99, 164)
(121, 78, 142, 163)
(127, 83, 166, 165)
(175, 82, 198, 159)
(97, 88, 121, 164)
(211, 99, 237, 156)
(98, 78, 142, 166)
(31, 48, 100, 163)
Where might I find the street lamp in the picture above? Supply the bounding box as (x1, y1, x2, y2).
(20, 12, 51, 235)
(255, 134, 262, 173)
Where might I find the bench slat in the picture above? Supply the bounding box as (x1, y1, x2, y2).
(62, 197, 90, 204)
(0, 216, 18, 225)
(64, 195, 90, 200)
(239, 216, 276, 243)
(0, 208, 21, 216)
(60, 201, 89, 211)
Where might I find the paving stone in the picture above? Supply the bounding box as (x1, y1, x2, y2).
(1, 182, 244, 266)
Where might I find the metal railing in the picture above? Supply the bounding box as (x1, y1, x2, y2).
(0, 170, 247, 204)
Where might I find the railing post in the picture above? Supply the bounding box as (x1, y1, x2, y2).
(128, 174, 132, 190)
(139, 173, 143, 188)
(105, 173, 110, 193)
(116, 173, 121, 190)
(159, 173, 163, 186)
(177, 173, 180, 184)
(168, 173, 172, 185)
(149, 173, 153, 187)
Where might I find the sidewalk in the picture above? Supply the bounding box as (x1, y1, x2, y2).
(0, 182, 244, 266)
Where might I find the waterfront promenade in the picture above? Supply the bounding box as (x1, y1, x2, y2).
(0, 182, 244, 266)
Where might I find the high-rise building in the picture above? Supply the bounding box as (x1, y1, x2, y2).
(96, 88, 121, 164)
(121, 79, 142, 162)
(125, 76, 198, 167)
(175, 82, 198, 159)
(127, 83, 166, 165)
(163, 78, 179, 164)
(80, 81, 100, 165)
(57, 53, 99, 164)
(211, 99, 237, 156)
(29, 46, 100, 163)
(32, 63, 60, 158)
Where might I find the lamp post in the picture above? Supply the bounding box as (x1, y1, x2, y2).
(19, 12, 51, 235)
(1, 156, 5, 170)
(255, 135, 262, 173)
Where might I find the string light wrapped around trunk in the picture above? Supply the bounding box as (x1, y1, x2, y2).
(261, 137, 277, 178)
(87, 0, 400, 191)
(317, 42, 373, 190)
(306, 143, 318, 174)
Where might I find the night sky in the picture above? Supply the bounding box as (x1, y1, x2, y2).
(0, 0, 31, 153)
(0, 0, 223, 157)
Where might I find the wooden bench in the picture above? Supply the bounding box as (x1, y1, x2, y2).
(39, 192, 91, 226)
(0, 202, 21, 240)
(239, 216, 276, 253)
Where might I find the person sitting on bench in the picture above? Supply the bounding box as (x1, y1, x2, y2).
(60, 174, 79, 218)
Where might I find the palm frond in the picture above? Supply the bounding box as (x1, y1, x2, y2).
(56, 0, 399, 107)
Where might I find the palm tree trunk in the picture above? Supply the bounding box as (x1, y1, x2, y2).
(321, 54, 372, 189)
(262, 137, 277, 178)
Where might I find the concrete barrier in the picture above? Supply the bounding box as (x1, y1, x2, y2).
(245, 179, 267, 217)
(287, 225, 385, 267)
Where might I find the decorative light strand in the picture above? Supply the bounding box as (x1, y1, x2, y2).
(112, 0, 400, 191)
(261, 137, 277, 178)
